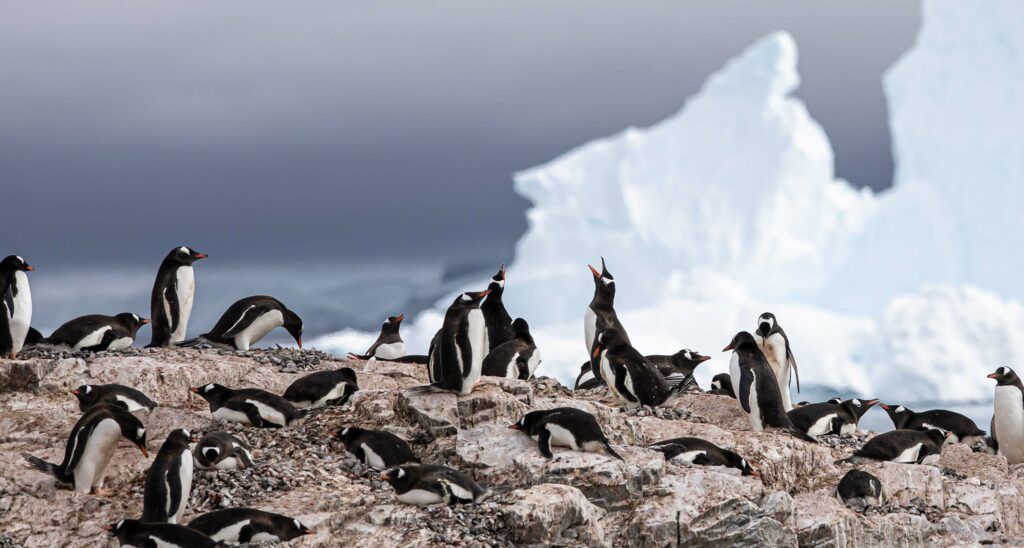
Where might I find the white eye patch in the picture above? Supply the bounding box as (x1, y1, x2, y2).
(341, 427, 350, 436)
(84, 386, 93, 394)
(182, 429, 190, 438)
(683, 351, 693, 360)
(178, 246, 189, 254)
(396, 469, 406, 478)
(133, 314, 140, 322)
(460, 294, 472, 302)
(601, 277, 613, 286)
(203, 447, 220, 458)
(895, 406, 905, 413)
(852, 399, 862, 406)
(711, 380, 721, 389)
(16, 256, 24, 264)
(137, 427, 146, 438)
(204, 385, 214, 392)
(294, 519, 302, 529)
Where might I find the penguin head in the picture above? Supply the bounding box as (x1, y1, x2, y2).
(512, 318, 531, 337)
(380, 465, 414, 489)
(711, 373, 732, 391)
(70, 384, 99, 408)
(103, 519, 140, 540)
(285, 518, 315, 538)
(925, 428, 953, 447)
(165, 246, 207, 266)
(734, 456, 760, 479)
(282, 308, 304, 348)
(453, 289, 490, 309)
(382, 314, 404, 332)
(166, 428, 195, 447)
(114, 312, 150, 335)
(878, 403, 911, 425)
(332, 426, 365, 444)
(489, 264, 506, 291)
(189, 383, 229, 403)
(842, 398, 878, 420)
(200, 445, 221, 464)
(0, 255, 33, 272)
(723, 331, 758, 352)
(509, 410, 542, 432)
(591, 329, 625, 358)
(988, 366, 1021, 386)
(755, 313, 777, 337)
(123, 424, 148, 458)
(673, 349, 711, 369)
(588, 258, 616, 299)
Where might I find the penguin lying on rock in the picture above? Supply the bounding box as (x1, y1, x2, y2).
(190, 383, 304, 428)
(71, 383, 157, 413)
(380, 464, 491, 506)
(188, 508, 314, 543)
(879, 403, 986, 446)
(105, 519, 218, 548)
(510, 408, 622, 460)
(647, 437, 759, 478)
(332, 426, 419, 470)
(194, 432, 255, 470)
(788, 398, 878, 438)
(837, 429, 952, 465)
(835, 469, 886, 508)
(347, 315, 406, 360)
(282, 367, 358, 409)
(44, 313, 149, 351)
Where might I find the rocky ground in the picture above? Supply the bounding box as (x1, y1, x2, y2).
(2, 348, 1024, 547)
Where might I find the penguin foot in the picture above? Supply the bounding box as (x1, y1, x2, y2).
(91, 487, 115, 496)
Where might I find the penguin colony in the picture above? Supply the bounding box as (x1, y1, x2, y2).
(1, 250, 1012, 544)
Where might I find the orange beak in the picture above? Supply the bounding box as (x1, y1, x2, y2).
(24, 265, 35, 271)
(698, 355, 711, 363)
(102, 524, 115, 532)
(379, 471, 390, 480)
(588, 264, 600, 277)
(722, 343, 735, 352)
(988, 373, 1000, 379)
(70, 389, 80, 395)
(880, 403, 891, 410)
(509, 424, 521, 430)
(396, 314, 405, 322)
(139, 446, 149, 458)
(194, 253, 208, 259)
(592, 346, 601, 359)
(141, 318, 150, 325)
(188, 387, 200, 394)
(296, 337, 303, 349)
(305, 529, 315, 535)
(865, 399, 879, 406)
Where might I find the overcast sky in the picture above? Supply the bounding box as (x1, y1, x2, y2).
(2, 1, 920, 269)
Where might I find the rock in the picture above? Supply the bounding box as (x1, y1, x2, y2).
(502, 484, 606, 545)
(939, 442, 1008, 482)
(396, 388, 458, 439)
(864, 461, 944, 507)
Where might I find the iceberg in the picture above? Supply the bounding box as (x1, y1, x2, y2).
(315, 0, 1024, 406)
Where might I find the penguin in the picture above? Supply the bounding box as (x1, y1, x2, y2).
(988, 366, 1024, 464)
(509, 407, 622, 460)
(379, 464, 490, 506)
(709, 373, 735, 398)
(148, 246, 207, 347)
(584, 258, 630, 377)
(282, 368, 359, 409)
(647, 437, 759, 477)
(44, 313, 149, 351)
(71, 384, 158, 413)
(481, 264, 513, 352)
(591, 329, 687, 409)
(194, 432, 255, 470)
(834, 398, 878, 434)
(574, 361, 602, 390)
(834, 469, 886, 507)
(645, 349, 711, 389)
(105, 519, 218, 548)
(481, 318, 541, 380)
(179, 295, 302, 351)
(190, 383, 304, 428)
(347, 315, 406, 360)
(188, 508, 314, 543)
(422, 290, 489, 395)
(0, 255, 33, 359)
(753, 312, 800, 411)
(141, 429, 196, 524)
(788, 398, 879, 438)
(331, 426, 419, 470)
(723, 331, 815, 442)
(878, 404, 985, 446)
(22, 403, 148, 494)
(839, 429, 951, 465)
(24, 326, 44, 346)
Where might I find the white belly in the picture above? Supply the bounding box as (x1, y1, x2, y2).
(249, 532, 283, 543)
(152, 539, 190, 548)
(212, 407, 251, 425)
(397, 488, 443, 505)
(460, 309, 486, 395)
(170, 267, 195, 343)
(807, 414, 837, 437)
(307, 382, 351, 409)
(361, 443, 386, 469)
(526, 349, 541, 378)
(210, 519, 251, 542)
(73, 418, 121, 492)
(995, 386, 1024, 463)
(374, 341, 406, 360)
(504, 352, 521, 379)
(546, 423, 580, 450)
(729, 353, 742, 406)
(440, 479, 473, 501)
(215, 456, 240, 470)
(599, 354, 621, 402)
(584, 308, 597, 355)
(840, 422, 857, 435)
(106, 337, 134, 351)
(246, 399, 287, 426)
(169, 448, 193, 523)
(673, 450, 707, 463)
(9, 271, 31, 354)
(893, 443, 923, 463)
(115, 395, 149, 412)
(233, 310, 283, 350)
(756, 333, 791, 410)
(73, 326, 113, 350)
(746, 369, 763, 431)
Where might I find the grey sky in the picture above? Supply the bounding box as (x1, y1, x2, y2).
(2, 1, 919, 268)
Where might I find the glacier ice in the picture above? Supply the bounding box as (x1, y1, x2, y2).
(315, 0, 1024, 406)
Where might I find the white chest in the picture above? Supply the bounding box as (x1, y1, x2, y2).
(212, 406, 251, 425)
(460, 309, 486, 394)
(995, 386, 1024, 463)
(8, 271, 31, 353)
(73, 418, 121, 492)
(74, 326, 113, 350)
(745, 369, 763, 431)
(672, 450, 707, 464)
(756, 333, 788, 375)
(233, 309, 283, 350)
(210, 519, 251, 542)
(806, 414, 836, 437)
(360, 443, 386, 469)
(246, 399, 287, 426)
(115, 395, 148, 412)
(374, 341, 406, 360)
(545, 423, 580, 450)
(504, 352, 521, 379)
(171, 266, 195, 341)
(893, 443, 923, 463)
(526, 349, 541, 378)
(170, 448, 193, 523)
(584, 308, 597, 353)
(397, 488, 444, 505)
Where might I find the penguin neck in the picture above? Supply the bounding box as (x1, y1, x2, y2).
(589, 291, 614, 311)
(889, 411, 912, 429)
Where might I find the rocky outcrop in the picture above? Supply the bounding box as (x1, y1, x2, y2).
(2, 347, 1023, 546)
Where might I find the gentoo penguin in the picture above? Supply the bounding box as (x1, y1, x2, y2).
(347, 315, 406, 360)
(788, 398, 878, 438)
(645, 349, 711, 389)
(141, 429, 196, 524)
(753, 312, 800, 411)
(283, 368, 358, 409)
(190, 383, 304, 428)
(988, 366, 1024, 463)
(574, 361, 602, 390)
(332, 426, 419, 470)
(423, 290, 489, 395)
(584, 258, 630, 374)
(188, 508, 314, 543)
(724, 331, 815, 442)
(509, 407, 622, 460)
(0, 255, 33, 359)
(180, 295, 302, 351)
(380, 464, 490, 506)
(481, 318, 541, 380)
(880, 403, 985, 445)
(709, 373, 735, 398)
(194, 432, 255, 470)
(839, 429, 950, 465)
(71, 384, 158, 413)
(105, 519, 217, 548)
(481, 264, 513, 352)
(835, 469, 885, 508)
(148, 246, 207, 347)
(591, 329, 686, 409)
(22, 403, 148, 494)
(44, 313, 149, 351)
(24, 326, 44, 346)
(647, 437, 759, 477)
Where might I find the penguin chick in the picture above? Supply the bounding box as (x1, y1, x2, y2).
(380, 464, 490, 506)
(510, 407, 622, 460)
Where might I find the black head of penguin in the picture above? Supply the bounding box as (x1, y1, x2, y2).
(189, 383, 232, 407)
(162, 246, 207, 267)
(98, 404, 149, 457)
(841, 398, 879, 422)
(332, 426, 368, 445)
(381, 315, 404, 336)
(591, 328, 629, 358)
(511, 318, 533, 340)
(104, 519, 143, 542)
(710, 373, 733, 393)
(71, 384, 102, 410)
(988, 366, 1023, 387)
(723, 450, 759, 477)
(879, 403, 914, 428)
(162, 428, 198, 450)
(379, 465, 418, 492)
(488, 264, 506, 295)
(282, 307, 304, 348)
(450, 289, 490, 311)
(508, 410, 545, 433)
(755, 312, 778, 337)
(671, 349, 711, 371)
(0, 255, 34, 272)
(113, 313, 151, 337)
(926, 428, 955, 448)
(588, 257, 615, 304)
(723, 331, 759, 353)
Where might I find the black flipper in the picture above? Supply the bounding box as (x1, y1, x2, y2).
(537, 428, 554, 459)
(738, 367, 753, 414)
(602, 439, 624, 461)
(221, 305, 273, 339)
(164, 283, 180, 335)
(22, 453, 69, 484)
(141, 468, 170, 522)
(614, 367, 638, 403)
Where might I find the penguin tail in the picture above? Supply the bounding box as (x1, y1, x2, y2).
(346, 352, 370, 361)
(21, 453, 58, 477)
(475, 487, 495, 503)
(786, 427, 818, 444)
(175, 337, 210, 348)
(603, 440, 625, 461)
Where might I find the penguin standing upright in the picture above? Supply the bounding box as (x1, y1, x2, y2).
(423, 290, 489, 395)
(480, 265, 513, 352)
(481, 318, 541, 380)
(0, 255, 33, 359)
(180, 295, 302, 351)
(590, 329, 686, 409)
(724, 331, 815, 442)
(509, 407, 622, 460)
(348, 315, 406, 360)
(753, 312, 800, 411)
(148, 246, 207, 347)
(22, 403, 149, 494)
(44, 313, 149, 351)
(584, 259, 630, 373)
(141, 429, 195, 524)
(988, 366, 1024, 463)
